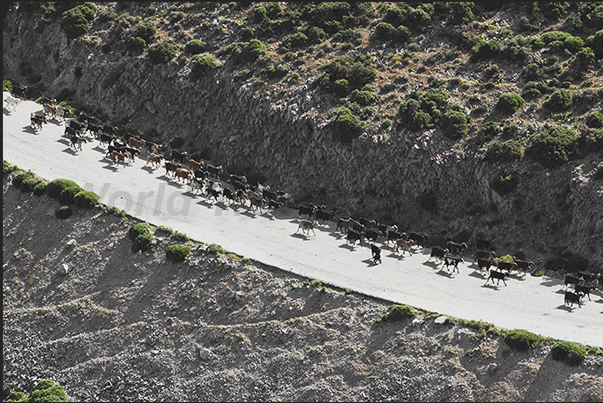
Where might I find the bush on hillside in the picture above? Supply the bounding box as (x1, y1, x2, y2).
(58, 186, 81, 205)
(184, 39, 206, 54)
(585, 112, 603, 128)
(526, 125, 577, 168)
(73, 190, 100, 209)
(124, 36, 146, 54)
(485, 140, 524, 162)
(166, 243, 191, 262)
(330, 107, 363, 143)
(4, 160, 18, 175)
(20, 177, 40, 193)
(380, 304, 417, 321)
(46, 178, 82, 199)
(551, 341, 588, 366)
(12, 171, 36, 189)
(147, 41, 179, 64)
(129, 222, 155, 252)
(543, 89, 573, 111)
(190, 54, 218, 79)
(440, 109, 468, 139)
(586, 29, 603, 59)
(61, 3, 97, 39)
(496, 93, 525, 114)
(171, 231, 190, 243)
(33, 181, 47, 196)
(504, 329, 540, 351)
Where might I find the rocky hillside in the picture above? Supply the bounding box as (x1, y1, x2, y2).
(3, 3, 603, 284)
(3, 169, 603, 401)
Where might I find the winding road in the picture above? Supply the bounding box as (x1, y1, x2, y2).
(4, 92, 603, 348)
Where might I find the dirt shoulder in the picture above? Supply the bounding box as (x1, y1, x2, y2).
(3, 171, 603, 402)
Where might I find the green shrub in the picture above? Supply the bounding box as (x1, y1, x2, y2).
(124, 36, 146, 54)
(55, 206, 73, 219)
(46, 178, 82, 199)
(61, 3, 97, 39)
(5, 391, 28, 402)
(531, 268, 545, 277)
(350, 89, 374, 106)
(397, 98, 431, 131)
(147, 41, 179, 64)
(252, 4, 266, 22)
(585, 112, 603, 129)
(3, 160, 18, 175)
(375, 22, 396, 40)
(20, 177, 39, 193)
(527, 125, 577, 168)
(470, 38, 500, 61)
(156, 225, 174, 235)
(320, 53, 378, 92)
(505, 329, 540, 351)
(171, 231, 190, 243)
(330, 107, 363, 143)
(332, 78, 349, 96)
(132, 232, 155, 252)
(440, 109, 468, 139)
(58, 186, 81, 205)
(130, 21, 156, 43)
(485, 140, 524, 162)
(166, 243, 191, 263)
(129, 223, 155, 252)
(492, 172, 519, 195)
(29, 379, 71, 402)
(496, 93, 525, 114)
(586, 29, 603, 59)
(33, 181, 47, 196)
(190, 54, 218, 79)
(543, 89, 573, 111)
(12, 171, 36, 189)
(207, 243, 227, 255)
(184, 39, 206, 54)
(74, 190, 100, 209)
(129, 222, 153, 240)
(551, 341, 588, 366)
(381, 304, 417, 321)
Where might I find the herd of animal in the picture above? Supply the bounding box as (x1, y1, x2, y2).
(5, 91, 601, 309)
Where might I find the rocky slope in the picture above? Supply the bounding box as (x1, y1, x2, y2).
(3, 3, 603, 272)
(3, 171, 603, 401)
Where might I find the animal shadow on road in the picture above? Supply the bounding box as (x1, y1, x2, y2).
(338, 243, 356, 251)
(22, 125, 38, 134)
(436, 269, 454, 278)
(140, 165, 155, 173)
(555, 304, 578, 312)
(57, 138, 71, 146)
(469, 270, 487, 279)
(101, 163, 119, 172)
(482, 283, 503, 290)
(291, 233, 312, 241)
(362, 258, 379, 267)
(422, 260, 440, 269)
(62, 148, 78, 155)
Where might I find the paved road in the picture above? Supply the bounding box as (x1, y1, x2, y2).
(4, 92, 603, 348)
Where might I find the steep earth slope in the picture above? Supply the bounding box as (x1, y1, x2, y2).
(3, 171, 603, 402)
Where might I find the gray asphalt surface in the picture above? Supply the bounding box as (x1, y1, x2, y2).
(4, 92, 603, 348)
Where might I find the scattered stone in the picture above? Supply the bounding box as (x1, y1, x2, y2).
(59, 263, 69, 275)
(434, 315, 447, 324)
